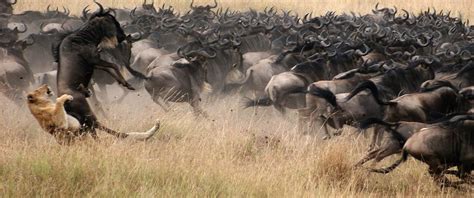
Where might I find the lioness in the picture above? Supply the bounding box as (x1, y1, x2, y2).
(27, 85, 160, 145)
(27, 84, 82, 145)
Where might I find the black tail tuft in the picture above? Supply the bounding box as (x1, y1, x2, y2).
(345, 80, 392, 105)
(370, 149, 408, 174)
(307, 85, 340, 109)
(242, 96, 273, 108)
(359, 117, 398, 130)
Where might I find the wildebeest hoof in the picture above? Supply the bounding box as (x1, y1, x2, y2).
(322, 136, 330, 140)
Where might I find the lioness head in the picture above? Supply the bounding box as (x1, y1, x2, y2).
(27, 84, 53, 104)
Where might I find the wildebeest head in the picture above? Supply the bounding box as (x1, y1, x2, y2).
(0, 0, 15, 15)
(420, 80, 458, 93)
(0, 24, 26, 46)
(187, 0, 217, 19)
(86, 1, 127, 49)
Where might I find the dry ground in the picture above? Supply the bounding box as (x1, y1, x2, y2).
(0, 87, 473, 197)
(2, 0, 474, 197)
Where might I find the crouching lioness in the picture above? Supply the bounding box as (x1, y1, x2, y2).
(27, 85, 160, 145)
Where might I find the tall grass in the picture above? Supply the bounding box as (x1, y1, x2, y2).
(13, 0, 474, 22)
(0, 90, 471, 196)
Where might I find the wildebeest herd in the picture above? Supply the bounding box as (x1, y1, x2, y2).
(1, 0, 473, 187)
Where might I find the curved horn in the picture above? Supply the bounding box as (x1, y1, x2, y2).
(190, 0, 195, 9)
(209, 0, 218, 9)
(39, 23, 46, 33)
(62, 6, 69, 16)
(94, 0, 105, 14)
(8, 0, 17, 5)
(82, 5, 90, 21)
(355, 44, 370, 56)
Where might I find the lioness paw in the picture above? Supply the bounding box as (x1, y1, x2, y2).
(59, 94, 74, 101)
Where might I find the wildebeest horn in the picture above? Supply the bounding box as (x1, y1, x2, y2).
(82, 5, 90, 21)
(62, 6, 69, 16)
(46, 5, 52, 12)
(355, 44, 370, 56)
(208, 0, 218, 9)
(94, 0, 105, 14)
(130, 7, 137, 19)
(460, 50, 473, 61)
(390, 6, 397, 15)
(416, 34, 432, 47)
(190, 0, 195, 9)
(8, 0, 17, 5)
(12, 22, 28, 33)
(39, 23, 46, 33)
(107, 8, 117, 17)
(128, 32, 142, 42)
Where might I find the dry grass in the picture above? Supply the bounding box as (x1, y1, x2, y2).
(0, 88, 473, 197)
(13, 0, 474, 22)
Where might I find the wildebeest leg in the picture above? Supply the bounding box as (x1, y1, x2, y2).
(457, 164, 474, 183)
(190, 98, 208, 118)
(369, 126, 385, 151)
(87, 87, 108, 118)
(428, 164, 455, 187)
(297, 109, 310, 134)
(64, 94, 99, 134)
(372, 142, 402, 165)
(151, 96, 170, 112)
(94, 61, 135, 90)
(354, 148, 380, 167)
(97, 83, 109, 103)
(273, 103, 286, 115)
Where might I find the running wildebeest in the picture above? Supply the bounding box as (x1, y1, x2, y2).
(370, 114, 474, 187)
(56, 2, 155, 140)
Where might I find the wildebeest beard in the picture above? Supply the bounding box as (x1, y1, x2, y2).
(56, 6, 133, 135)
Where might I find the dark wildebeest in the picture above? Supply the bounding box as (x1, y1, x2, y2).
(56, 2, 156, 140)
(144, 49, 216, 117)
(370, 114, 474, 187)
(354, 118, 428, 167)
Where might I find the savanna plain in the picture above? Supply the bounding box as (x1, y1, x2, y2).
(2, 0, 474, 197)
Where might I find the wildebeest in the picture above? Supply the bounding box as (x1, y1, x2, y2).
(354, 118, 428, 167)
(370, 114, 474, 187)
(56, 2, 154, 140)
(145, 49, 216, 116)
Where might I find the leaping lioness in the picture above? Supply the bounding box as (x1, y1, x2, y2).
(54, 1, 153, 140)
(27, 85, 160, 145)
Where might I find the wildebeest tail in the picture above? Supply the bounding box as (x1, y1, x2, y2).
(370, 149, 408, 174)
(345, 80, 392, 105)
(242, 96, 273, 108)
(359, 118, 406, 144)
(307, 85, 340, 109)
(125, 65, 148, 80)
(359, 117, 398, 130)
